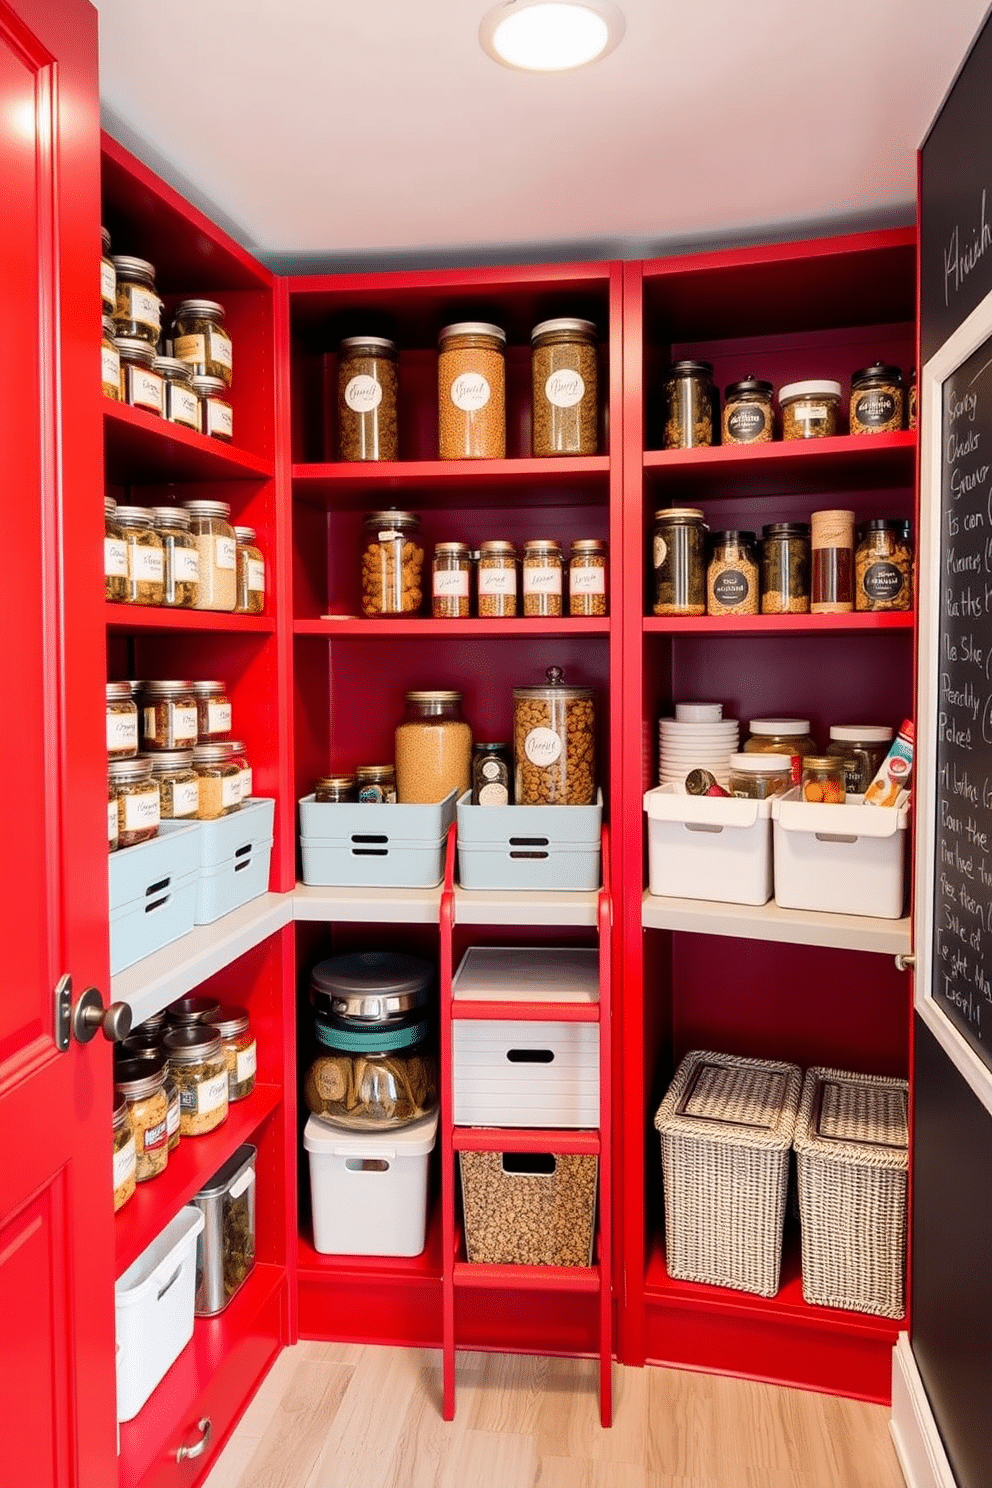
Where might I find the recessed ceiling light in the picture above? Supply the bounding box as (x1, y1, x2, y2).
(480, 0, 625, 72)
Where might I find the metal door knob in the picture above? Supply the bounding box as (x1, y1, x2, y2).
(176, 1417, 212, 1462)
(71, 985, 132, 1044)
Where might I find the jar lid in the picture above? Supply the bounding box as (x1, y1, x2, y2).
(709, 530, 757, 545)
(145, 749, 195, 772)
(433, 542, 471, 556)
(143, 679, 195, 695)
(522, 539, 562, 554)
(191, 679, 226, 695)
(730, 753, 792, 772)
(101, 226, 111, 253)
(193, 742, 239, 764)
(479, 539, 517, 555)
(233, 526, 257, 543)
(725, 376, 773, 398)
(191, 376, 227, 395)
(438, 321, 506, 344)
(137, 1008, 168, 1032)
(474, 741, 511, 752)
(102, 316, 116, 337)
(115, 1058, 166, 1097)
(531, 317, 597, 341)
(653, 508, 706, 523)
(779, 379, 842, 402)
(105, 495, 118, 514)
(858, 518, 907, 534)
(667, 359, 713, 376)
(115, 505, 154, 527)
(513, 665, 595, 700)
(761, 521, 810, 539)
(803, 755, 840, 770)
(310, 951, 434, 1022)
(111, 254, 156, 280)
(173, 298, 226, 318)
(210, 1004, 250, 1037)
(119, 1029, 164, 1056)
(193, 1144, 256, 1200)
(116, 338, 156, 363)
(852, 362, 903, 387)
(829, 725, 894, 743)
(151, 507, 192, 529)
(339, 335, 396, 352)
(316, 774, 357, 789)
(107, 757, 153, 781)
(168, 994, 222, 1024)
(226, 740, 248, 755)
(184, 499, 232, 519)
(163, 1026, 224, 1064)
(364, 510, 420, 529)
(355, 764, 394, 778)
(404, 689, 462, 703)
(571, 539, 607, 554)
(152, 356, 193, 382)
(106, 681, 134, 702)
(748, 719, 812, 736)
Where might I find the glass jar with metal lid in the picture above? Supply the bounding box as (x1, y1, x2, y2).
(850, 362, 903, 436)
(315, 774, 357, 803)
(191, 679, 232, 742)
(141, 680, 198, 751)
(192, 742, 242, 818)
(147, 749, 199, 819)
(191, 374, 233, 442)
(826, 725, 894, 794)
(171, 299, 233, 385)
(118, 338, 163, 417)
(652, 508, 707, 615)
(477, 539, 518, 617)
(114, 1058, 169, 1182)
(163, 1026, 229, 1137)
(759, 521, 810, 614)
(707, 530, 759, 616)
(336, 336, 398, 462)
(108, 756, 160, 848)
(104, 497, 127, 603)
(234, 526, 266, 614)
(395, 690, 472, 804)
(438, 322, 506, 460)
(102, 317, 121, 401)
(728, 752, 792, 800)
(531, 317, 598, 456)
(153, 356, 200, 431)
(663, 359, 714, 448)
(743, 718, 817, 785)
(432, 541, 472, 618)
(167, 994, 223, 1028)
(361, 510, 424, 616)
(472, 742, 513, 805)
(801, 756, 847, 803)
(224, 741, 252, 803)
(106, 681, 139, 760)
(855, 519, 913, 611)
(780, 379, 841, 439)
(513, 665, 596, 805)
(908, 367, 917, 430)
(722, 376, 773, 444)
(112, 1093, 137, 1212)
(151, 507, 199, 609)
(355, 763, 397, 803)
(115, 506, 165, 604)
(209, 1005, 257, 1102)
(101, 228, 115, 319)
(184, 499, 237, 611)
(108, 777, 119, 852)
(569, 539, 608, 616)
(112, 255, 162, 346)
(522, 538, 564, 617)
(117, 1040, 181, 1153)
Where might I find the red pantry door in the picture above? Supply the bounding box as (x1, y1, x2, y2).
(0, 1, 118, 1483)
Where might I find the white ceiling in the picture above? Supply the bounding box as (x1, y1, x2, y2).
(93, 0, 990, 269)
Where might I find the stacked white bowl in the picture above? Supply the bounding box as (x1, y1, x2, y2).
(658, 701, 739, 791)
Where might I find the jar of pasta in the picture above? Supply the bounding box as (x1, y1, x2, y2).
(184, 500, 237, 611)
(104, 497, 128, 603)
(224, 741, 253, 803)
(192, 742, 242, 818)
(114, 1058, 169, 1182)
(112, 255, 161, 347)
(234, 526, 266, 614)
(355, 764, 397, 802)
(522, 539, 564, 617)
(172, 299, 233, 386)
(147, 750, 199, 820)
(513, 666, 596, 805)
(141, 680, 199, 751)
(432, 542, 472, 618)
(722, 376, 773, 444)
(336, 336, 398, 461)
(569, 539, 608, 616)
(192, 375, 233, 442)
(663, 360, 714, 448)
(855, 519, 913, 611)
(780, 380, 841, 439)
(438, 322, 506, 460)
(106, 681, 139, 760)
(108, 756, 160, 848)
(101, 228, 115, 319)
(118, 338, 163, 417)
(395, 690, 472, 804)
(361, 510, 424, 616)
(652, 508, 707, 615)
(102, 317, 121, 401)
(112, 1094, 137, 1212)
(531, 317, 598, 456)
(153, 356, 200, 431)
(152, 507, 199, 608)
(209, 1005, 257, 1102)
(191, 679, 232, 742)
(163, 1026, 230, 1137)
(477, 539, 518, 616)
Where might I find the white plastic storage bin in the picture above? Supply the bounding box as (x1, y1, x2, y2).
(298, 790, 457, 889)
(456, 791, 602, 891)
(452, 945, 599, 1007)
(115, 1206, 204, 1422)
(108, 823, 199, 975)
(453, 1020, 599, 1128)
(303, 1110, 438, 1256)
(771, 789, 910, 918)
(161, 798, 274, 925)
(644, 784, 773, 906)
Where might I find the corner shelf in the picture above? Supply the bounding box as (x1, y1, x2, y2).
(295, 617, 610, 638)
(641, 890, 912, 956)
(104, 401, 273, 484)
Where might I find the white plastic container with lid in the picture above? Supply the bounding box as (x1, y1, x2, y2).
(644, 783, 774, 906)
(779, 379, 842, 439)
(115, 1206, 204, 1422)
(304, 1109, 438, 1256)
(728, 752, 792, 800)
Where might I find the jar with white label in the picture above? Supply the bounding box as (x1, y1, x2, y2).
(192, 680, 232, 742)
(224, 741, 253, 803)
(112, 1093, 137, 1212)
(147, 750, 200, 820)
(432, 542, 472, 618)
(336, 336, 398, 461)
(531, 318, 598, 456)
(112, 255, 162, 347)
(209, 1005, 257, 1101)
(141, 680, 199, 752)
(438, 322, 506, 460)
(106, 681, 139, 760)
(118, 338, 163, 417)
(116, 506, 165, 606)
(171, 299, 233, 387)
(114, 1058, 169, 1182)
(522, 539, 564, 617)
(184, 500, 237, 611)
(477, 539, 518, 617)
(153, 356, 201, 431)
(101, 228, 115, 319)
(104, 497, 128, 603)
(108, 778, 119, 852)
(361, 510, 424, 616)
(152, 507, 199, 608)
(101, 317, 121, 401)
(780, 380, 841, 440)
(568, 539, 608, 616)
(395, 690, 472, 804)
(108, 756, 160, 848)
(193, 742, 243, 819)
(192, 375, 234, 442)
(163, 1027, 230, 1137)
(513, 665, 596, 805)
(234, 526, 266, 614)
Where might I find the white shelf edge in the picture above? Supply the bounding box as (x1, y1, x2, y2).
(640, 889, 911, 955)
(292, 883, 443, 924)
(453, 888, 599, 926)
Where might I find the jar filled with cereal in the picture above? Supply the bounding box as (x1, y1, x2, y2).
(531, 317, 598, 456)
(163, 1026, 229, 1137)
(395, 690, 472, 804)
(336, 336, 398, 461)
(513, 666, 596, 806)
(522, 539, 564, 617)
(361, 510, 424, 616)
(652, 508, 707, 615)
(438, 322, 506, 460)
(706, 531, 758, 616)
(477, 539, 518, 617)
(114, 1058, 169, 1182)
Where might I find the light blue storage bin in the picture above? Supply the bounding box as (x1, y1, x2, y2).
(187, 797, 276, 869)
(456, 791, 602, 891)
(158, 799, 276, 925)
(298, 789, 457, 888)
(108, 823, 201, 974)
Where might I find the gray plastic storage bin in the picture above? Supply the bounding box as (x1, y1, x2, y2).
(456, 791, 602, 891)
(108, 823, 200, 974)
(189, 1144, 257, 1316)
(160, 798, 275, 925)
(298, 789, 457, 888)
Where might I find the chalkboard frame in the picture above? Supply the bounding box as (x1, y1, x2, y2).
(916, 281, 992, 1118)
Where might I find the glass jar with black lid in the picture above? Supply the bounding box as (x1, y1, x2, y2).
(760, 522, 810, 614)
(663, 360, 714, 448)
(722, 376, 774, 444)
(850, 362, 903, 436)
(652, 508, 707, 615)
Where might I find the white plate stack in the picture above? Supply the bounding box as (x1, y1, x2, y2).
(658, 701, 739, 791)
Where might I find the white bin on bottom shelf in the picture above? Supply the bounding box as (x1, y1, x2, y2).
(644, 784, 774, 906)
(115, 1206, 204, 1423)
(303, 1109, 438, 1257)
(771, 789, 910, 918)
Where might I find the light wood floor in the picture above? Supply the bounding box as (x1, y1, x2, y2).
(202, 1342, 907, 1488)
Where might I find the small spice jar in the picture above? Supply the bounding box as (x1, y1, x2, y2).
(355, 764, 397, 803)
(192, 680, 233, 742)
(361, 510, 424, 617)
(652, 508, 707, 616)
(826, 725, 894, 794)
(759, 522, 810, 614)
(104, 497, 128, 603)
(152, 507, 200, 609)
(569, 539, 608, 617)
(109, 756, 160, 847)
(722, 376, 774, 444)
(432, 542, 472, 618)
(101, 317, 121, 401)
(192, 375, 233, 442)
(531, 317, 598, 457)
(167, 995, 223, 1029)
(438, 322, 506, 460)
(172, 299, 233, 386)
(811, 508, 856, 613)
(743, 718, 817, 785)
(106, 680, 139, 760)
(706, 531, 759, 616)
(100, 228, 116, 319)
(907, 368, 917, 431)
(224, 740, 253, 803)
(112, 1093, 137, 1212)
(147, 749, 199, 819)
(141, 680, 199, 751)
(780, 380, 842, 440)
(153, 356, 200, 431)
(472, 742, 513, 805)
(118, 338, 163, 416)
(801, 756, 847, 804)
(477, 539, 518, 617)
(111, 255, 162, 346)
(336, 336, 399, 462)
(513, 665, 596, 806)
(116, 506, 165, 605)
(728, 752, 792, 800)
(315, 774, 357, 802)
(522, 539, 564, 617)
(118, 1041, 181, 1154)
(663, 360, 714, 448)
(114, 1058, 169, 1182)
(234, 526, 266, 614)
(163, 1026, 230, 1137)
(850, 363, 903, 436)
(192, 742, 242, 819)
(209, 1005, 257, 1102)
(395, 690, 472, 804)
(184, 499, 237, 611)
(855, 519, 913, 611)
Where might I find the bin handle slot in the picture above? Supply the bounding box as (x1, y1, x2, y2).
(506, 1048, 554, 1063)
(508, 836, 550, 847)
(684, 823, 724, 835)
(156, 1265, 182, 1301)
(234, 843, 252, 860)
(234, 855, 251, 872)
(344, 1158, 390, 1173)
(351, 848, 389, 857)
(144, 876, 172, 899)
(509, 850, 549, 860)
(144, 893, 171, 915)
(501, 1152, 556, 1175)
(351, 834, 389, 845)
(814, 832, 859, 844)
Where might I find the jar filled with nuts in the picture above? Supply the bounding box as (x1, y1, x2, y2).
(147, 749, 199, 819)
(722, 376, 774, 444)
(102, 317, 121, 401)
(192, 742, 242, 818)
(663, 360, 714, 448)
(780, 380, 841, 440)
(172, 299, 233, 386)
(116, 506, 165, 606)
(118, 338, 163, 416)
(336, 336, 398, 461)
(513, 666, 596, 806)
(477, 540, 518, 617)
(192, 679, 232, 742)
(522, 539, 564, 617)
(209, 1005, 257, 1102)
(105, 497, 128, 603)
(234, 526, 266, 614)
(361, 510, 424, 616)
(115, 1057, 169, 1182)
(112, 255, 161, 346)
(106, 680, 139, 759)
(141, 680, 199, 751)
(184, 500, 237, 611)
(108, 756, 160, 848)
(152, 507, 200, 609)
(432, 542, 472, 618)
(112, 1093, 137, 1212)
(850, 363, 903, 436)
(706, 531, 759, 616)
(395, 690, 472, 804)
(438, 322, 506, 460)
(531, 317, 598, 456)
(163, 1026, 230, 1137)
(759, 522, 810, 614)
(652, 508, 707, 616)
(855, 518, 913, 611)
(568, 539, 608, 616)
(355, 763, 397, 802)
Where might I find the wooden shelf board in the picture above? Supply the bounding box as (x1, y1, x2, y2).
(292, 455, 610, 509)
(106, 603, 275, 634)
(643, 611, 914, 637)
(643, 430, 915, 498)
(292, 882, 443, 924)
(295, 616, 609, 638)
(453, 1127, 600, 1155)
(104, 400, 273, 484)
(452, 998, 600, 1022)
(641, 890, 911, 955)
(452, 886, 600, 926)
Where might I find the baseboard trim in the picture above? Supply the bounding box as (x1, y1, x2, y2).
(890, 1334, 958, 1488)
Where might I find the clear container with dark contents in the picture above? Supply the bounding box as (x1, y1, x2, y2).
(336, 336, 398, 461)
(652, 508, 707, 615)
(663, 360, 714, 448)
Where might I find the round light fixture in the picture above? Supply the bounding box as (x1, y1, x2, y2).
(480, 0, 625, 72)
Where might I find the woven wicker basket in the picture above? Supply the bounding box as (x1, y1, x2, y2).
(653, 1050, 802, 1297)
(459, 1150, 598, 1266)
(794, 1067, 908, 1318)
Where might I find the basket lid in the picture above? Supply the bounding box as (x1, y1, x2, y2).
(794, 1068, 909, 1166)
(654, 1050, 801, 1150)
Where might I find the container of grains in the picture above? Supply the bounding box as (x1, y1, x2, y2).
(759, 522, 810, 614)
(105, 497, 128, 603)
(336, 336, 398, 461)
(432, 542, 472, 618)
(234, 526, 266, 614)
(184, 500, 237, 611)
(355, 764, 397, 803)
(438, 322, 506, 460)
(115, 1058, 169, 1182)
(722, 376, 774, 444)
(192, 375, 233, 442)
(172, 299, 233, 386)
(569, 539, 608, 616)
(850, 363, 903, 436)
(152, 507, 200, 609)
(395, 690, 472, 804)
(652, 508, 707, 616)
(315, 774, 357, 803)
(531, 317, 598, 456)
(827, 726, 894, 794)
(728, 752, 792, 800)
(522, 539, 564, 617)
(855, 519, 913, 611)
(164, 1026, 230, 1137)
(106, 681, 139, 759)
(192, 742, 242, 818)
(224, 741, 253, 804)
(780, 380, 841, 440)
(112, 255, 161, 346)
(102, 317, 121, 401)
(147, 750, 199, 820)
(811, 508, 855, 613)
(192, 679, 232, 742)
(743, 719, 817, 786)
(112, 1094, 137, 1212)
(141, 680, 199, 752)
(477, 539, 518, 616)
(663, 360, 714, 448)
(101, 228, 115, 318)
(116, 507, 165, 606)
(801, 756, 847, 804)
(209, 1006, 257, 1102)
(472, 742, 513, 805)
(153, 356, 200, 431)
(513, 666, 596, 806)
(109, 756, 160, 848)
(361, 510, 424, 617)
(118, 338, 163, 416)
(706, 531, 759, 616)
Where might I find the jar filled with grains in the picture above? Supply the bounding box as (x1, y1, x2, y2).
(106, 681, 139, 760)
(192, 742, 242, 818)
(115, 1058, 169, 1182)
(743, 719, 817, 786)
(118, 338, 163, 416)
(780, 380, 841, 440)
(706, 531, 759, 616)
(663, 360, 714, 448)
(117, 1042, 181, 1154)
(112, 255, 161, 346)
(355, 764, 397, 803)
(395, 690, 472, 804)
(432, 542, 472, 618)
(117, 506, 165, 605)
(104, 497, 128, 603)
(438, 322, 506, 460)
(759, 522, 810, 614)
(172, 299, 233, 386)
(192, 375, 233, 442)
(209, 1005, 257, 1102)
(153, 356, 200, 431)
(513, 666, 596, 806)
(109, 756, 160, 847)
(147, 749, 199, 819)
(163, 1026, 230, 1137)
(811, 508, 856, 613)
(855, 519, 913, 611)
(315, 774, 357, 803)
(477, 540, 518, 616)
(361, 510, 424, 616)
(652, 508, 707, 615)
(141, 680, 199, 751)
(112, 1094, 137, 1212)
(192, 679, 232, 742)
(850, 363, 903, 436)
(102, 317, 121, 401)
(569, 539, 608, 616)
(184, 500, 237, 611)
(100, 228, 115, 319)
(152, 507, 200, 608)
(522, 539, 564, 617)
(336, 336, 399, 461)
(234, 526, 266, 614)
(531, 318, 598, 456)
(224, 740, 253, 804)
(722, 376, 774, 444)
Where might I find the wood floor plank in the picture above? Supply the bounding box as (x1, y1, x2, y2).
(205, 1357, 355, 1488)
(437, 1427, 538, 1488)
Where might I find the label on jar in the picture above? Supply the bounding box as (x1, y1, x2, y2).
(101, 345, 120, 389)
(524, 726, 563, 767)
(239, 766, 253, 800)
(450, 373, 490, 412)
(174, 333, 206, 364)
(727, 404, 766, 441)
(166, 1095, 180, 1139)
(127, 366, 163, 414)
(198, 1072, 228, 1116)
(107, 712, 138, 752)
(171, 704, 198, 742)
(854, 391, 897, 427)
(205, 398, 234, 440)
(862, 560, 905, 602)
(795, 403, 827, 421)
(712, 568, 751, 607)
(173, 546, 200, 582)
(247, 558, 265, 594)
(523, 564, 562, 595)
(478, 566, 515, 595)
(571, 566, 605, 595)
(170, 779, 199, 817)
(108, 799, 119, 846)
(207, 701, 232, 734)
(132, 545, 164, 583)
(433, 568, 470, 597)
(126, 285, 160, 333)
(100, 259, 116, 304)
(105, 537, 128, 577)
(123, 787, 160, 831)
(545, 369, 585, 408)
(377, 528, 402, 542)
(215, 535, 237, 570)
(235, 1041, 257, 1083)
(221, 773, 241, 808)
(478, 780, 509, 805)
(345, 374, 383, 412)
(142, 1116, 167, 1153)
(166, 384, 200, 429)
(113, 1136, 136, 1189)
(209, 329, 233, 372)
(653, 535, 668, 569)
